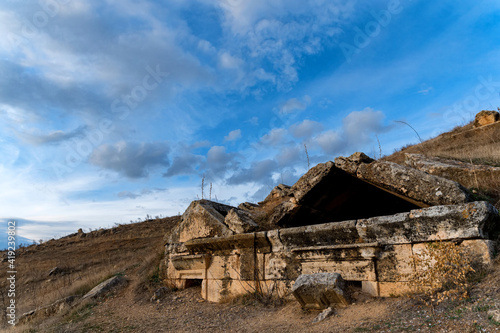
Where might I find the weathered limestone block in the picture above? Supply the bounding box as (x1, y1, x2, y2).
(205, 251, 264, 282)
(376, 244, 414, 282)
(357, 213, 411, 244)
(185, 232, 271, 255)
(334, 152, 375, 175)
(408, 202, 499, 241)
(224, 208, 258, 234)
(266, 199, 299, 227)
(238, 201, 260, 213)
(291, 161, 336, 203)
(264, 253, 301, 280)
(267, 230, 285, 252)
(404, 153, 500, 190)
(356, 160, 471, 206)
(460, 239, 495, 266)
(279, 220, 360, 250)
(293, 243, 381, 261)
(204, 278, 257, 303)
(171, 254, 209, 271)
(473, 110, 499, 127)
(168, 200, 234, 244)
(292, 273, 350, 309)
(82, 275, 127, 301)
(301, 260, 377, 281)
(262, 184, 292, 202)
(207, 255, 241, 280)
(357, 202, 499, 244)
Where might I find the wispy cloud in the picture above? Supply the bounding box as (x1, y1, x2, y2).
(278, 96, 310, 114)
(17, 125, 89, 145)
(224, 129, 242, 142)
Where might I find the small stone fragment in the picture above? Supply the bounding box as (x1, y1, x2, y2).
(312, 307, 335, 324)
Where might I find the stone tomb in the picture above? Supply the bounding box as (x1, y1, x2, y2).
(164, 154, 499, 302)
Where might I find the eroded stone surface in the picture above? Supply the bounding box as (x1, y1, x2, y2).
(291, 161, 336, 204)
(334, 152, 374, 175)
(292, 273, 350, 310)
(262, 184, 292, 203)
(405, 153, 500, 190)
(356, 161, 472, 206)
(168, 200, 234, 244)
(358, 202, 499, 244)
(224, 208, 258, 234)
(82, 275, 127, 301)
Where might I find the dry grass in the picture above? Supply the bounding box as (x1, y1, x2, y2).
(387, 121, 500, 166)
(0, 216, 180, 328)
(386, 121, 500, 209)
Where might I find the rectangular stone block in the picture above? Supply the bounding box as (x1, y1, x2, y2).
(170, 254, 209, 271)
(291, 273, 350, 310)
(461, 239, 495, 266)
(376, 244, 414, 282)
(264, 253, 300, 281)
(301, 260, 376, 281)
(378, 282, 412, 297)
(357, 202, 499, 245)
(293, 243, 380, 261)
(206, 255, 240, 280)
(204, 279, 259, 302)
(279, 220, 360, 250)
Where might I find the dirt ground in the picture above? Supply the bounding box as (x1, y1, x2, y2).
(11, 257, 500, 333)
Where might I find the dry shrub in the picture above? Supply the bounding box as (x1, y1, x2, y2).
(407, 241, 475, 308)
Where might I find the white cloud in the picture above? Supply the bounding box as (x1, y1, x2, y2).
(342, 107, 388, 145)
(198, 39, 216, 54)
(276, 146, 302, 167)
(216, 0, 353, 90)
(89, 141, 170, 178)
(260, 128, 287, 146)
(219, 52, 243, 70)
(224, 129, 242, 142)
(314, 130, 343, 155)
(206, 146, 237, 178)
(279, 96, 310, 114)
(290, 119, 323, 138)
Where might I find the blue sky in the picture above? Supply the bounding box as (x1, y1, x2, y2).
(1, 0, 500, 247)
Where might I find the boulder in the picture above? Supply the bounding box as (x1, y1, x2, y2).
(81, 275, 127, 301)
(291, 273, 350, 310)
(404, 153, 500, 190)
(224, 208, 258, 234)
(473, 110, 499, 128)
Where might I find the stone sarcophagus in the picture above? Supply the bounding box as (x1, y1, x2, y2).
(164, 153, 500, 302)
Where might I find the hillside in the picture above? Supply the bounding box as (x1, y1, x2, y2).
(2, 119, 500, 332)
(385, 120, 500, 210)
